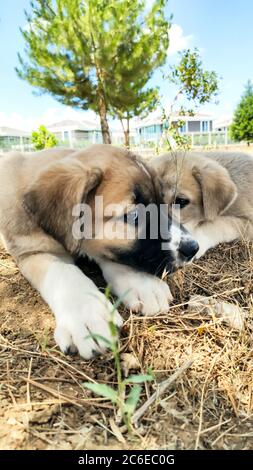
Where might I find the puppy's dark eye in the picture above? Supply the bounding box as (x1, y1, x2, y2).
(174, 197, 190, 209)
(124, 209, 138, 225)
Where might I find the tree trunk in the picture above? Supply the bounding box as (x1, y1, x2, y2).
(119, 115, 130, 148)
(124, 117, 130, 148)
(98, 109, 111, 144)
(97, 91, 111, 144)
(89, 28, 111, 145)
(123, 130, 130, 148)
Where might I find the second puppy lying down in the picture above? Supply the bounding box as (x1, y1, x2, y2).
(152, 151, 253, 258)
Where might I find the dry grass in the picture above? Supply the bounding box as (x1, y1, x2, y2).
(0, 240, 253, 450)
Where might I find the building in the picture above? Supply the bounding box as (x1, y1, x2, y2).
(47, 119, 103, 147)
(172, 112, 213, 133)
(0, 126, 31, 151)
(214, 117, 232, 132)
(0, 119, 134, 151)
(134, 112, 214, 145)
(0, 113, 237, 152)
(47, 119, 136, 146)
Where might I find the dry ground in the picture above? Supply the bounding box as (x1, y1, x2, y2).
(0, 238, 253, 450)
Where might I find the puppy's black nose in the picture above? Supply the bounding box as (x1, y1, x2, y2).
(179, 239, 199, 261)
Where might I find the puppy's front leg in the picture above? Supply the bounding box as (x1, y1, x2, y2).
(20, 253, 123, 358)
(98, 259, 173, 316)
(191, 216, 243, 259)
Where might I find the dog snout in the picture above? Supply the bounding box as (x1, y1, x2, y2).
(178, 238, 199, 261)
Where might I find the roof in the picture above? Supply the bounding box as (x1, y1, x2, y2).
(213, 117, 233, 129)
(172, 112, 213, 121)
(47, 119, 100, 132)
(0, 126, 30, 137)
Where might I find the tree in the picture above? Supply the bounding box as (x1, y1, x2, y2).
(31, 125, 58, 150)
(106, 1, 170, 147)
(16, 0, 169, 145)
(230, 80, 253, 146)
(160, 48, 219, 149)
(110, 87, 159, 148)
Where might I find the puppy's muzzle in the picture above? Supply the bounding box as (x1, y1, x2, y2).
(178, 238, 199, 262)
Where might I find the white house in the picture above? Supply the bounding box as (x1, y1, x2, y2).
(0, 126, 30, 151)
(214, 117, 233, 132)
(135, 112, 214, 145)
(47, 118, 137, 146)
(47, 119, 103, 147)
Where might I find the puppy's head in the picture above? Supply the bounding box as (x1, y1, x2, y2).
(23, 145, 199, 275)
(152, 152, 238, 229)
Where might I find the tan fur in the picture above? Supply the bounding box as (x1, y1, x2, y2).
(0, 144, 155, 264)
(192, 160, 238, 221)
(19, 252, 70, 287)
(0, 144, 180, 358)
(1, 145, 201, 359)
(151, 151, 253, 256)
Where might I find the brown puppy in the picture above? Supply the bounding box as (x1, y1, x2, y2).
(152, 151, 253, 258)
(0, 144, 197, 359)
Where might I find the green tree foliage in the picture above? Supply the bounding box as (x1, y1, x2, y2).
(107, 1, 170, 147)
(169, 48, 219, 106)
(230, 80, 253, 146)
(110, 88, 159, 148)
(31, 125, 58, 150)
(16, 0, 169, 145)
(161, 48, 219, 150)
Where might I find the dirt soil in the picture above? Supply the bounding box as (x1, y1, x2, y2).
(0, 240, 253, 450)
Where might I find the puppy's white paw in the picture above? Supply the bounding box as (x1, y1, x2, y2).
(100, 261, 173, 317)
(122, 275, 172, 316)
(191, 232, 212, 259)
(40, 262, 123, 360)
(193, 242, 210, 259)
(194, 249, 206, 260)
(54, 293, 123, 359)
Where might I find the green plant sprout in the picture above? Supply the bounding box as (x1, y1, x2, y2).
(83, 286, 154, 432)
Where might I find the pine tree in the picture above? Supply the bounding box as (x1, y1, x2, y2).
(16, 0, 169, 145)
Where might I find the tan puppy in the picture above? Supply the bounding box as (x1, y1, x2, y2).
(152, 151, 253, 258)
(0, 144, 198, 359)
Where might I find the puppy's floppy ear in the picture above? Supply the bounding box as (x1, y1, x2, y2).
(192, 161, 238, 221)
(23, 159, 102, 250)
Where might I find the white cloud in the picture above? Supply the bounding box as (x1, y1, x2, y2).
(168, 24, 193, 56)
(0, 112, 35, 131)
(0, 107, 99, 131)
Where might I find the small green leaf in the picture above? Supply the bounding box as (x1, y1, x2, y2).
(124, 374, 154, 384)
(147, 367, 155, 380)
(110, 289, 132, 313)
(108, 320, 118, 339)
(123, 385, 141, 416)
(83, 383, 118, 403)
(84, 333, 113, 349)
(105, 285, 111, 300)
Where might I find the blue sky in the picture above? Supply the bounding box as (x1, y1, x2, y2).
(167, 0, 253, 118)
(0, 0, 252, 129)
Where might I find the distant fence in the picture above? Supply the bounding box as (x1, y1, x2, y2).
(136, 131, 238, 149)
(0, 143, 34, 153)
(186, 131, 235, 147)
(0, 131, 249, 154)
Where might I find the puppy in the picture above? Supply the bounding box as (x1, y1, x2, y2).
(152, 151, 253, 258)
(0, 144, 198, 359)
